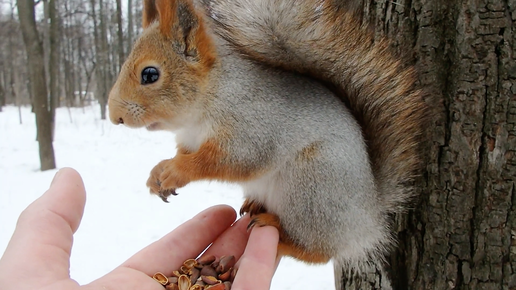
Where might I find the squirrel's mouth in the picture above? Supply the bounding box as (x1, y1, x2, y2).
(145, 122, 161, 131)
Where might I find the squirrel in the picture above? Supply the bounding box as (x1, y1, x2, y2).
(107, 0, 428, 287)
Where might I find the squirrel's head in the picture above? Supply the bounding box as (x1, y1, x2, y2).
(108, 0, 216, 131)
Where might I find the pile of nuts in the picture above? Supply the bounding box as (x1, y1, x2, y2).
(152, 255, 236, 290)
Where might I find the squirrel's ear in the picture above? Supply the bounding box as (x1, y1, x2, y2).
(155, 0, 178, 36)
(143, 0, 159, 28)
(156, 0, 206, 61)
(151, 0, 215, 67)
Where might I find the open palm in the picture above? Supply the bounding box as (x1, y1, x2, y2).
(0, 168, 278, 290)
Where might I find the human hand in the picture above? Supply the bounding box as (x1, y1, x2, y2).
(0, 168, 279, 290)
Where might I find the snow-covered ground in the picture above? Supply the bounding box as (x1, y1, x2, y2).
(0, 105, 334, 289)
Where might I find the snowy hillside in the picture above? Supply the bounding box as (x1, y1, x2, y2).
(0, 105, 334, 289)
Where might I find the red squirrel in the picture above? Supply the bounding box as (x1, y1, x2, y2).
(108, 0, 427, 287)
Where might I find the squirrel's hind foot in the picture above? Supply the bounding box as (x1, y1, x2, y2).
(243, 200, 332, 264)
(240, 198, 267, 216)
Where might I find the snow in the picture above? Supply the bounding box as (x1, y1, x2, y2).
(0, 105, 334, 289)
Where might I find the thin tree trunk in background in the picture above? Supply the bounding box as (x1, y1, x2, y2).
(45, 0, 59, 140)
(8, 0, 18, 107)
(127, 0, 133, 49)
(0, 81, 5, 111)
(64, 58, 74, 106)
(99, 0, 110, 119)
(17, 0, 56, 171)
(116, 0, 124, 70)
(90, 0, 109, 119)
(335, 0, 515, 288)
(90, 0, 100, 108)
(48, 0, 59, 111)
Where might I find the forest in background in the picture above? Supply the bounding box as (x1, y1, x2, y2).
(0, 0, 141, 114)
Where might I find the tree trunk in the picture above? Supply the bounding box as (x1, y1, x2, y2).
(17, 0, 56, 171)
(7, 0, 19, 106)
(0, 80, 5, 111)
(116, 0, 124, 70)
(90, 0, 110, 119)
(48, 0, 59, 112)
(43, 0, 59, 139)
(127, 0, 133, 50)
(337, 0, 515, 288)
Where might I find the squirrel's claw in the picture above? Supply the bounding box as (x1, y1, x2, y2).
(158, 188, 177, 203)
(246, 212, 282, 232)
(240, 198, 267, 216)
(247, 218, 257, 231)
(159, 192, 169, 203)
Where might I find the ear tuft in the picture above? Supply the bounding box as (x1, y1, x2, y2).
(156, 0, 178, 37)
(176, 2, 200, 59)
(143, 0, 159, 28)
(146, 0, 216, 69)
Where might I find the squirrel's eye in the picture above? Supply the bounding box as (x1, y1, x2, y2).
(141, 66, 159, 84)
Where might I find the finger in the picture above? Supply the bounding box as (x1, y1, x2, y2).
(201, 214, 251, 259)
(119, 205, 237, 276)
(0, 168, 86, 288)
(82, 267, 164, 290)
(232, 226, 280, 290)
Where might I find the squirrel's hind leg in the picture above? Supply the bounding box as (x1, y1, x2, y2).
(241, 198, 331, 264)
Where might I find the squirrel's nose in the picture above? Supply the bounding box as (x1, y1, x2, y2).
(108, 110, 125, 125)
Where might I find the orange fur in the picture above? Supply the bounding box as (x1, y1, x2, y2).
(174, 139, 260, 181)
(194, 20, 217, 71)
(109, 0, 217, 130)
(147, 139, 263, 195)
(142, 0, 158, 28)
(156, 0, 177, 37)
(145, 0, 216, 73)
(296, 142, 321, 162)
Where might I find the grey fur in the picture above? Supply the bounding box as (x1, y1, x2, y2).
(211, 42, 390, 264)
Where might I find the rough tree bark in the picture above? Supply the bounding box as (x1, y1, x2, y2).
(337, 0, 515, 288)
(17, 0, 56, 171)
(381, 0, 515, 287)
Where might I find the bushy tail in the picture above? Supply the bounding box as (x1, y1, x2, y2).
(202, 0, 428, 214)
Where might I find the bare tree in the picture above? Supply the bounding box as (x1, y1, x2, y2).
(0, 0, 29, 109)
(17, 0, 56, 170)
(42, 0, 59, 138)
(90, 0, 111, 119)
(48, 0, 59, 118)
(0, 80, 4, 111)
(3, 0, 136, 117)
(127, 0, 133, 50)
(115, 0, 124, 69)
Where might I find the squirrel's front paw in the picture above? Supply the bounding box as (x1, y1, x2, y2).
(146, 159, 190, 202)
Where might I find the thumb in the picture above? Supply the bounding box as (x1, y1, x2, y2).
(0, 168, 86, 289)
